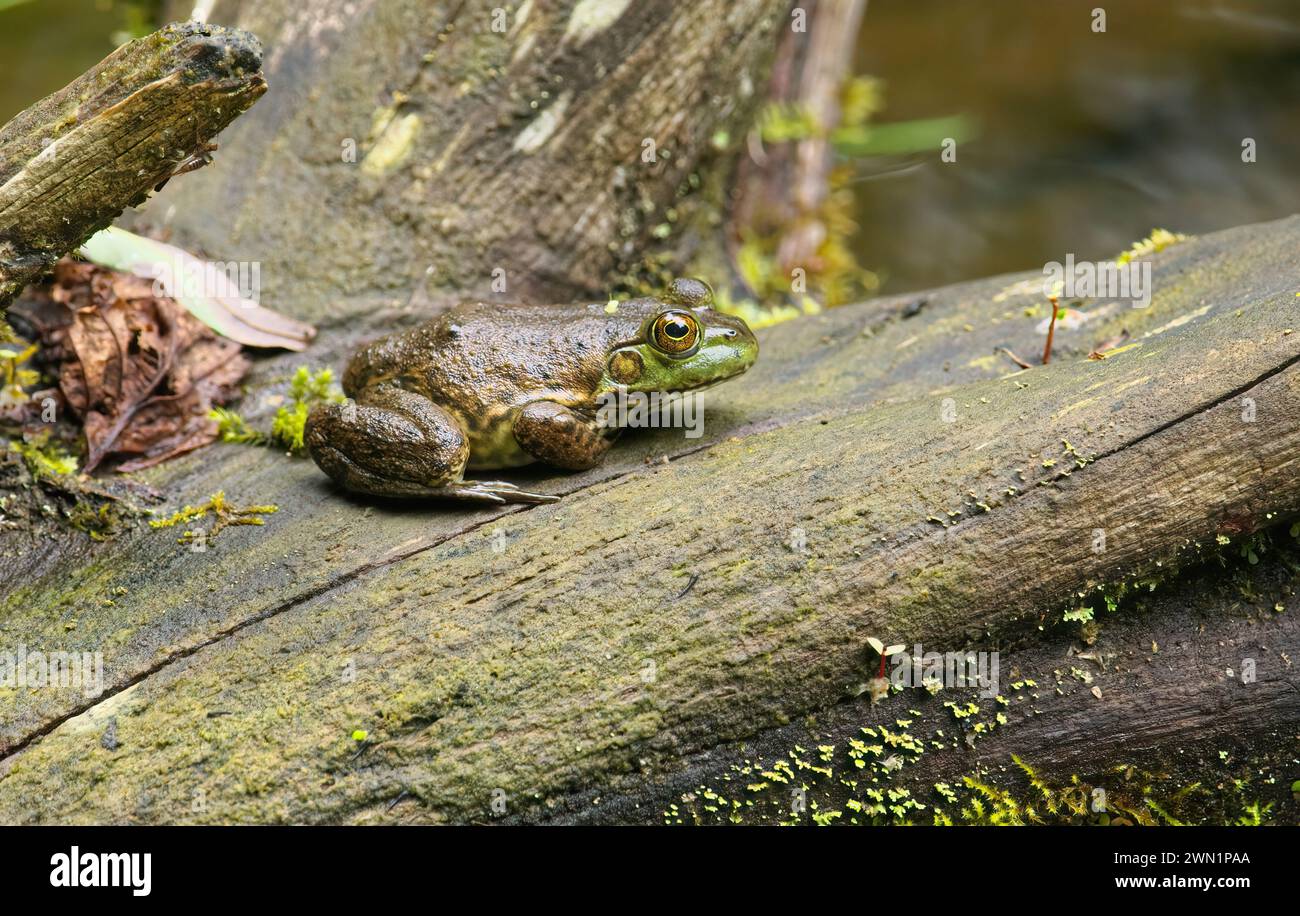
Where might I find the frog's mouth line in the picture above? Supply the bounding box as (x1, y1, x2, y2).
(655, 368, 747, 396)
(679, 357, 759, 392)
(588, 371, 746, 408)
(665, 376, 731, 395)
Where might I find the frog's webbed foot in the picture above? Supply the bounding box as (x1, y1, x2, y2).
(438, 480, 559, 505)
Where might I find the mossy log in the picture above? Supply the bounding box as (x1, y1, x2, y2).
(1, 216, 1298, 823)
(596, 531, 1300, 825)
(0, 21, 266, 311)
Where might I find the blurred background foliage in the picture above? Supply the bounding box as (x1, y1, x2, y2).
(0, 0, 159, 87)
(849, 0, 1300, 291)
(1, 0, 1296, 297)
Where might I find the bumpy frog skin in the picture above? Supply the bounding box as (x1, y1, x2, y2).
(304, 278, 758, 504)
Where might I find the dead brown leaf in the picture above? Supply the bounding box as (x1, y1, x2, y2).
(21, 260, 249, 472)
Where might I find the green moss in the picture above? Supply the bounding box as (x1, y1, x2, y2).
(0, 341, 40, 407)
(8, 430, 78, 478)
(273, 367, 345, 453)
(756, 102, 821, 143)
(213, 366, 344, 455)
(67, 500, 125, 542)
(210, 406, 266, 446)
(1234, 800, 1272, 826)
(1116, 228, 1189, 266)
(271, 402, 312, 453)
(728, 160, 881, 313)
(148, 490, 278, 544)
(670, 730, 1284, 826)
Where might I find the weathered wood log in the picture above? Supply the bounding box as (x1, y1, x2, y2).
(553, 535, 1300, 824)
(0, 21, 266, 311)
(1, 216, 1297, 823)
(144, 0, 790, 317)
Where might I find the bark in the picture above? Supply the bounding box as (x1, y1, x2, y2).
(0, 21, 266, 311)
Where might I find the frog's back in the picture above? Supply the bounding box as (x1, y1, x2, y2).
(348, 301, 649, 398)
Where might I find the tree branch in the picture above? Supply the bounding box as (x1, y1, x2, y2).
(0, 21, 266, 312)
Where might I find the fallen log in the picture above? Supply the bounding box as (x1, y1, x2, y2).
(0, 21, 266, 311)
(1, 215, 1297, 823)
(559, 532, 1300, 825)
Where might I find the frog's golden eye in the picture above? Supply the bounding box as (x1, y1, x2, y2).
(651, 311, 700, 356)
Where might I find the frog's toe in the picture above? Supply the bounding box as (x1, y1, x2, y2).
(459, 480, 559, 504)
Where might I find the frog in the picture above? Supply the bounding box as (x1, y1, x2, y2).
(304, 278, 757, 504)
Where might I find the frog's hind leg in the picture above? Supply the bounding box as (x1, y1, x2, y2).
(305, 386, 555, 505)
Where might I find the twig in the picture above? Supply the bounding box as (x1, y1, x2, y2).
(1042, 295, 1060, 365)
(1088, 329, 1131, 360)
(997, 346, 1032, 370)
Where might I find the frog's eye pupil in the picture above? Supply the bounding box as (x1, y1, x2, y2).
(664, 319, 689, 339)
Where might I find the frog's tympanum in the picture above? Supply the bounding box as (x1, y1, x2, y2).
(305, 278, 757, 504)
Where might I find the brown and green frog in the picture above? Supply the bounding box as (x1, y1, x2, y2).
(304, 278, 757, 504)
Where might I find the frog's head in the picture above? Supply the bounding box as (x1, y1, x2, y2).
(601, 278, 758, 395)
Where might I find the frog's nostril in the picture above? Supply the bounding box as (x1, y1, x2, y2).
(724, 329, 737, 338)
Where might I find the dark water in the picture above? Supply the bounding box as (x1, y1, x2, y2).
(0, 1, 125, 122)
(851, 0, 1300, 292)
(3, 0, 1296, 297)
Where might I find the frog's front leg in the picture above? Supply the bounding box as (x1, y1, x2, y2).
(513, 400, 614, 470)
(305, 385, 556, 504)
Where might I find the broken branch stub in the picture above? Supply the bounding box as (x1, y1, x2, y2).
(0, 21, 267, 312)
